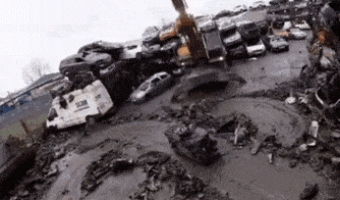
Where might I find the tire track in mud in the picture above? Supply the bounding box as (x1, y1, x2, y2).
(212, 97, 307, 147)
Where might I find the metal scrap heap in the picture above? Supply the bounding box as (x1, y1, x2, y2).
(299, 0, 340, 127)
(164, 123, 220, 166)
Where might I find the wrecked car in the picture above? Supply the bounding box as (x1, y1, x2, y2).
(198, 19, 227, 63)
(139, 26, 163, 59)
(246, 39, 266, 57)
(250, 1, 267, 10)
(233, 5, 248, 15)
(262, 35, 289, 52)
(293, 19, 311, 30)
(229, 43, 248, 59)
(213, 10, 232, 20)
(120, 44, 143, 60)
(142, 26, 161, 46)
(288, 28, 307, 40)
(77, 40, 124, 61)
(164, 123, 220, 165)
(236, 20, 260, 43)
(218, 19, 243, 49)
(46, 80, 114, 130)
(255, 20, 269, 35)
(272, 17, 285, 29)
(59, 51, 113, 79)
(159, 22, 178, 42)
(129, 71, 172, 103)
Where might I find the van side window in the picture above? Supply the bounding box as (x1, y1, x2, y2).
(48, 108, 58, 121)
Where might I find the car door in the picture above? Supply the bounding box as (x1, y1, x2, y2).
(150, 77, 162, 95)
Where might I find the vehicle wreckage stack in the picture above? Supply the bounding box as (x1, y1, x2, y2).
(300, 0, 340, 127)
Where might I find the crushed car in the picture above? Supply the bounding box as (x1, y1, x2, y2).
(246, 39, 266, 57)
(198, 19, 227, 63)
(213, 10, 232, 20)
(59, 51, 113, 79)
(129, 71, 173, 103)
(236, 20, 260, 43)
(140, 26, 162, 58)
(46, 80, 115, 130)
(218, 18, 243, 49)
(272, 17, 285, 29)
(233, 5, 248, 15)
(262, 35, 289, 52)
(288, 27, 307, 40)
(293, 19, 311, 30)
(250, 1, 267, 10)
(228, 44, 248, 60)
(77, 40, 124, 58)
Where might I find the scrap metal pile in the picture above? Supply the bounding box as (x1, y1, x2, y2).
(299, 0, 340, 127)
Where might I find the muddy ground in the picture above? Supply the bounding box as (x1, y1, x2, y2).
(3, 16, 340, 200)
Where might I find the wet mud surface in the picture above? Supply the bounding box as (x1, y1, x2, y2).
(3, 13, 340, 200)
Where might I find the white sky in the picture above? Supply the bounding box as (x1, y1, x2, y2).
(0, 0, 268, 98)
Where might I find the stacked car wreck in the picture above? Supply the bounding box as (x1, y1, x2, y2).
(299, 0, 340, 127)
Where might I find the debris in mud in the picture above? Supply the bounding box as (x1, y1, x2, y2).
(299, 182, 318, 200)
(80, 149, 133, 198)
(79, 150, 231, 199)
(129, 151, 232, 200)
(3, 131, 73, 200)
(216, 113, 258, 144)
(250, 137, 262, 155)
(238, 79, 305, 102)
(164, 123, 220, 165)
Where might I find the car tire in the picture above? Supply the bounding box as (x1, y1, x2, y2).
(44, 125, 58, 139)
(85, 116, 97, 131)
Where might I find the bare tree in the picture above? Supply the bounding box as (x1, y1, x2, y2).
(22, 58, 52, 85)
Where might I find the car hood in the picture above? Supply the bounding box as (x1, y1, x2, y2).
(271, 41, 288, 47)
(60, 52, 112, 69)
(130, 90, 147, 100)
(223, 32, 242, 44)
(246, 43, 265, 52)
(291, 31, 306, 37)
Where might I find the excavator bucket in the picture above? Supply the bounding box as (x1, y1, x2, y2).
(171, 67, 246, 102)
(171, 0, 188, 12)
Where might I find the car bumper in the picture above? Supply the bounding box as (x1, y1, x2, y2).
(224, 39, 243, 48)
(248, 49, 266, 56)
(271, 46, 289, 52)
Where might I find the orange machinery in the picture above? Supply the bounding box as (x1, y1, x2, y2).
(171, 0, 207, 66)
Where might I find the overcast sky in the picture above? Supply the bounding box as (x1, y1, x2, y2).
(0, 0, 269, 98)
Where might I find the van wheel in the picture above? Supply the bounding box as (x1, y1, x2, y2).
(86, 116, 96, 126)
(85, 116, 97, 131)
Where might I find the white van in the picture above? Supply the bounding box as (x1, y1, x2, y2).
(46, 80, 114, 130)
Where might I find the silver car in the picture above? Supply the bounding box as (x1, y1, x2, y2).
(130, 72, 173, 103)
(288, 28, 307, 40)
